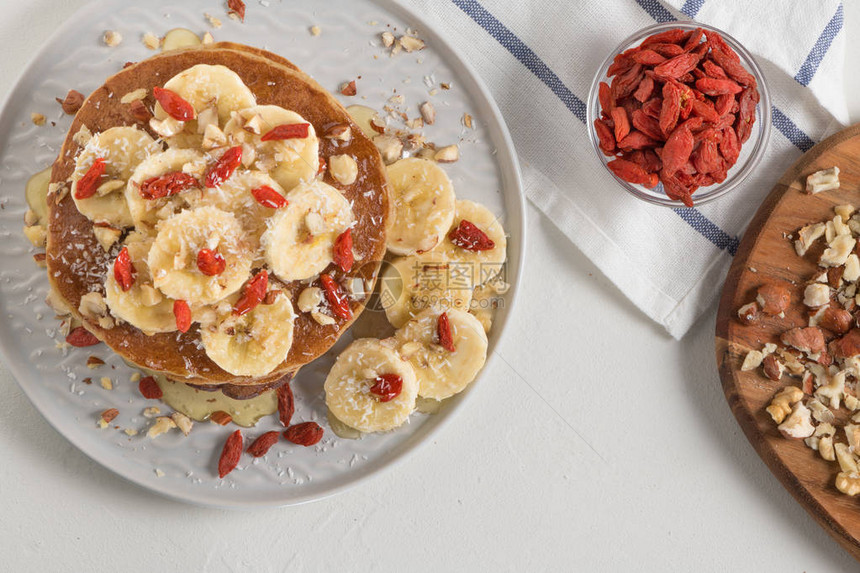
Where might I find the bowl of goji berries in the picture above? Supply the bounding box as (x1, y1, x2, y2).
(588, 22, 771, 207)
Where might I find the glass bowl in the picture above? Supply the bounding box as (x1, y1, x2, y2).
(586, 21, 771, 207)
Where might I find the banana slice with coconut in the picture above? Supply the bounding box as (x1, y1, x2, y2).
(437, 200, 507, 286)
(125, 148, 207, 233)
(200, 288, 296, 377)
(223, 105, 319, 192)
(71, 126, 161, 228)
(104, 231, 178, 334)
(261, 179, 354, 282)
(148, 206, 253, 305)
(395, 308, 488, 401)
(324, 338, 419, 433)
(379, 250, 474, 328)
(385, 158, 456, 256)
(154, 64, 257, 149)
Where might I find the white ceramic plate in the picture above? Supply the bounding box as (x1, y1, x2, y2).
(0, 0, 524, 508)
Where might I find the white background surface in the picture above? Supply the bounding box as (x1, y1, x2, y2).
(1, 1, 860, 571)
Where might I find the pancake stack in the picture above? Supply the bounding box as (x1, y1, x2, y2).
(45, 43, 390, 394)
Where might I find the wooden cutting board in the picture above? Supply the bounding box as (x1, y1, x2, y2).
(716, 123, 860, 560)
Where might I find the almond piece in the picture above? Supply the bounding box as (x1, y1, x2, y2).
(340, 80, 357, 96)
(434, 144, 459, 163)
(329, 154, 358, 185)
(373, 134, 403, 164)
(399, 35, 425, 52)
(93, 226, 122, 252)
(737, 302, 759, 325)
(419, 101, 436, 125)
(381, 31, 395, 47)
(762, 354, 784, 381)
(323, 124, 352, 141)
(756, 282, 791, 315)
(780, 326, 825, 354)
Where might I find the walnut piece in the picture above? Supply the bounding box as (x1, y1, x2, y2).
(103, 30, 123, 47)
(766, 386, 804, 424)
(806, 166, 840, 194)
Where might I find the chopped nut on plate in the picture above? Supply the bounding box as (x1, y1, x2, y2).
(103, 30, 123, 47)
(30, 113, 46, 126)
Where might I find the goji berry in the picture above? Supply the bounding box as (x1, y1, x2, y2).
(218, 430, 243, 478)
(632, 110, 664, 142)
(277, 384, 295, 427)
(333, 228, 354, 272)
(641, 29, 689, 46)
(139, 171, 198, 200)
(437, 312, 456, 352)
(651, 43, 685, 58)
(320, 273, 352, 320)
(662, 123, 695, 175)
(138, 376, 163, 399)
(227, 0, 246, 22)
(260, 123, 310, 141)
(607, 159, 658, 188)
(695, 77, 742, 96)
(611, 107, 630, 144)
(598, 82, 613, 113)
(690, 99, 720, 123)
(74, 158, 106, 200)
(449, 220, 495, 251)
(284, 422, 323, 446)
(735, 87, 759, 143)
(250, 185, 287, 209)
(593, 119, 616, 156)
(370, 374, 403, 403)
(617, 131, 657, 151)
(653, 53, 700, 80)
(659, 80, 682, 136)
(196, 248, 226, 276)
(246, 431, 279, 458)
(632, 49, 666, 66)
(633, 74, 655, 103)
(703, 59, 727, 79)
(233, 270, 268, 316)
(152, 86, 195, 122)
(205, 146, 243, 188)
(66, 326, 100, 347)
(173, 300, 191, 333)
(719, 126, 741, 165)
(682, 27, 704, 51)
(642, 97, 662, 119)
(114, 247, 135, 292)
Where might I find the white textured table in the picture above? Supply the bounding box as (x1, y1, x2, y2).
(2, 1, 859, 571)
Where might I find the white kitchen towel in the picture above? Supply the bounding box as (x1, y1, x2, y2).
(402, 0, 846, 338)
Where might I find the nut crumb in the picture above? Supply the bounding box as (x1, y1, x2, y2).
(100, 377, 113, 390)
(103, 30, 123, 47)
(205, 13, 223, 28)
(201, 31, 215, 45)
(30, 113, 46, 126)
(463, 113, 473, 129)
(309, 25, 321, 36)
(419, 101, 435, 125)
(434, 144, 459, 163)
(142, 32, 160, 50)
(87, 356, 105, 369)
(340, 80, 357, 96)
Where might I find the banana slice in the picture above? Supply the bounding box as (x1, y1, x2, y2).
(104, 231, 178, 335)
(395, 308, 488, 400)
(438, 200, 507, 286)
(125, 149, 207, 233)
(154, 64, 257, 148)
(200, 289, 296, 376)
(385, 158, 455, 256)
(324, 338, 419, 433)
(379, 250, 473, 328)
(262, 180, 354, 281)
(71, 126, 161, 228)
(148, 206, 253, 305)
(223, 105, 319, 192)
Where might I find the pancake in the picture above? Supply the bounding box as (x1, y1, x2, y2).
(46, 43, 390, 387)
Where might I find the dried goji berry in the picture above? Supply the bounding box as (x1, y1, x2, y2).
(617, 131, 657, 151)
(651, 43, 685, 58)
(719, 126, 741, 165)
(607, 159, 658, 188)
(210, 411, 233, 425)
(703, 59, 727, 79)
(205, 146, 242, 188)
(333, 228, 354, 272)
(690, 99, 720, 123)
(598, 81, 613, 113)
(370, 374, 404, 403)
(218, 429, 243, 478)
(449, 220, 495, 251)
(695, 77, 742, 96)
(662, 123, 695, 175)
(277, 384, 295, 427)
(659, 81, 682, 136)
(66, 326, 100, 347)
(320, 273, 352, 320)
(593, 118, 616, 156)
(437, 312, 456, 352)
(632, 49, 666, 66)
(139, 171, 198, 200)
(611, 107, 630, 143)
(173, 300, 191, 333)
(641, 149, 663, 173)
(714, 94, 734, 116)
(633, 74, 655, 103)
(246, 431, 280, 458)
(260, 123, 310, 141)
(642, 97, 662, 119)
(197, 248, 226, 276)
(250, 185, 287, 209)
(74, 157, 106, 199)
(660, 169, 695, 207)
(227, 0, 246, 22)
(152, 86, 195, 122)
(610, 63, 644, 102)
(631, 110, 664, 142)
(692, 137, 721, 175)
(114, 247, 135, 292)
(138, 376, 162, 399)
(735, 86, 759, 144)
(653, 53, 700, 80)
(233, 270, 268, 316)
(284, 422, 323, 446)
(641, 29, 689, 46)
(682, 27, 704, 51)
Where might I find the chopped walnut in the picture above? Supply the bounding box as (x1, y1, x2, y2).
(820, 234, 856, 267)
(147, 416, 176, 439)
(103, 30, 123, 47)
(806, 166, 840, 194)
(778, 401, 815, 439)
(171, 412, 193, 436)
(766, 386, 804, 424)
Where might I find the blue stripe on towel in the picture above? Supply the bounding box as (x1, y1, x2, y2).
(771, 106, 815, 152)
(795, 3, 844, 86)
(451, 0, 741, 255)
(680, 0, 705, 18)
